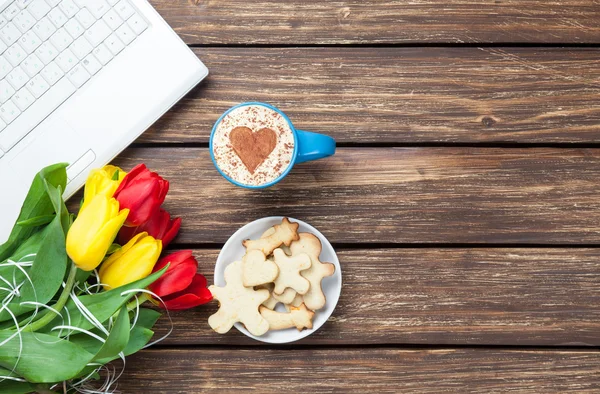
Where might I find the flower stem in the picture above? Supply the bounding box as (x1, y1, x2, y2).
(24, 262, 78, 332)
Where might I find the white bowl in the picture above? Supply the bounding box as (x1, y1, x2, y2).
(214, 216, 342, 343)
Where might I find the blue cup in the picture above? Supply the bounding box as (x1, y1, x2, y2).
(210, 102, 336, 189)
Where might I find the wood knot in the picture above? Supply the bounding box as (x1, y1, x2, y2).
(481, 116, 497, 128)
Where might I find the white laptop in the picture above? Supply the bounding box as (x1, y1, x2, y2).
(0, 0, 208, 242)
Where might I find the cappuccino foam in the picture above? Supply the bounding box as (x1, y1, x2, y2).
(212, 105, 295, 186)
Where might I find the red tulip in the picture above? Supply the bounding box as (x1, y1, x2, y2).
(118, 208, 181, 248)
(149, 250, 212, 310)
(113, 164, 169, 227)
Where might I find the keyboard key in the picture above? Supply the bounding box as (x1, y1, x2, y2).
(47, 7, 67, 27)
(55, 47, 77, 71)
(0, 100, 20, 124)
(19, 30, 42, 53)
(46, 0, 61, 6)
(0, 22, 21, 45)
(101, 8, 121, 30)
(13, 9, 35, 32)
(2, 4, 20, 21)
(75, 8, 94, 29)
(40, 61, 63, 84)
(86, 0, 109, 19)
(16, 0, 35, 9)
(35, 41, 58, 63)
(5, 43, 26, 66)
(49, 27, 72, 51)
(6, 66, 28, 89)
(26, 73, 49, 97)
(82, 52, 100, 74)
(114, 0, 133, 20)
(0, 119, 6, 134)
(69, 36, 91, 58)
(66, 63, 89, 87)
(84, 19, 109, 46)
(106, 0, 118, 6)
(0, 40, 7, 54)
(115, 23, 133, 45)
(127, 13, 146, 35)
(92, 42, 111, 64)
(0, 80, 15, 103)
(27, 0, 51, 20)
(12, 87, 34, 110)
(0, 76, 76, 151)
(0, 75, 77, 151)
(21, 53, 43, 76)
(0, 57, 13, 78)
(33, 17, 55, 40)
(65, 18, 84, 38)
(59, 0, 78, 18)
(103, 33, 122, 55)
(0, 15, 8, 30)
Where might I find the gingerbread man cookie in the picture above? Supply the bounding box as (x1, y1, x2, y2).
(290, 233, 335, 311)
(255, 283, 279, 310)
(284, 293, 304, 312)
(272, 287, 297, 304)
(208, 261, 270, 336)
(243, 218, 299, 255)
(272, 248, 311, 295)
(259, 303, 315, 331)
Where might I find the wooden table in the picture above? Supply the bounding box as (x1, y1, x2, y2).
(114, 1, 600, 392)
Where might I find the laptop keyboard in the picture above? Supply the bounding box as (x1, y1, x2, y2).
(0, 0, 148, 158)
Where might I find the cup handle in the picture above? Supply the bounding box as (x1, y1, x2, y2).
(295, 130, 336, 164)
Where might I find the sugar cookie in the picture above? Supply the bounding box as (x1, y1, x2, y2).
(272, 248, 311, 295)
(261, 227, 291, 255)
(272, 287, 297, 304)
(284, 293, 304, 312)
(208, 261, 270, 336)
(242, 250, 279, 287)
(259, 303, 315, 331)
(243, 218, 299, 255)
(255, 283, 279, 310)
(290, 233, 335, 311)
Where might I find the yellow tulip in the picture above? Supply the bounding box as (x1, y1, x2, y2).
(81, 165, 127, 211)
(98, 232, 162, 290)
(67, 194, 129, 271)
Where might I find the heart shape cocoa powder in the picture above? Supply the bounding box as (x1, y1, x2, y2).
(229, 126, 278, 174)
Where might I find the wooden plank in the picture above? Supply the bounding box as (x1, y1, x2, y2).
(150, 1, 600, 45)
(111, 147, 600, 244)
(152, 249, 600, 346)
(118, 348, 600, 393)
(139, 47, 600, 144)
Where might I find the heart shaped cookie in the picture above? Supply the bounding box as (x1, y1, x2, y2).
(230, 126, 277, 173)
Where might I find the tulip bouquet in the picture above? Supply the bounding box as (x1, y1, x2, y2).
(0, 163, 211, 393)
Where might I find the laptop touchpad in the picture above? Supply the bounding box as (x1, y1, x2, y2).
(10, 117, 91, 189)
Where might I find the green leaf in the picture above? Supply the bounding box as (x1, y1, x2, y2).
(0, 163, 67, 262)
(42, 266, 167, 334)
(93, 306, 129, 361)
(16, 215, 55, 228)
(0, 213, 68, 322)
(0, 367, 35, 394)
(106, 243, 121, 255)
(0, 331, 94, 383)
(134, 308, 161, 330)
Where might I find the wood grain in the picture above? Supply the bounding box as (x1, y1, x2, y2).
(150, 0, 600, 45)
(111, 147, 600, 245)
(138, 47, 600, 144)
(152, 249, 600, 346)
(118, 348, 600, 393)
